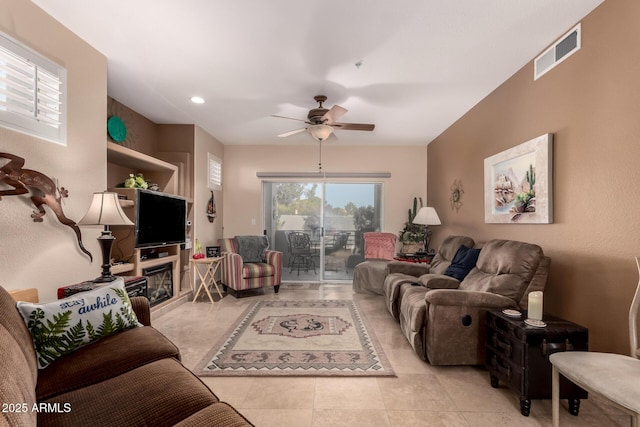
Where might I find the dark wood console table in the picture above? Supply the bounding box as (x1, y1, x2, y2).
(485, 310, 588, 416)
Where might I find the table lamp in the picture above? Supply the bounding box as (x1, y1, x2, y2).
(78, 192, 134, 282)
(412, 207, 441, 254)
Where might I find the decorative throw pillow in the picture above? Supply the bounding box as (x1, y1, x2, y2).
(235, 235, 269, 263)
(16, 278, 141, 369)
(444, 245, 481, 281)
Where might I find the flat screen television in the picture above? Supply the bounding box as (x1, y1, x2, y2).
(135, 189, 187, 248)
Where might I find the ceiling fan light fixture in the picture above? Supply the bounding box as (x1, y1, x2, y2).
(307, 124, 334, 141)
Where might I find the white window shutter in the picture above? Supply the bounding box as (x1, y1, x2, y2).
(208, 153, 222, 191)
(0, 33, 66, 145)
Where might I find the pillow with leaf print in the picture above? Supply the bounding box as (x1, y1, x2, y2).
(16, 277, 141, 369)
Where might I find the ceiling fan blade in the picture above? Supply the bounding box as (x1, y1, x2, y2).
(332, 122, 375, 131)
(278, 128, 307, 138)
(322, 105, 348, 124)
(271, 114, 309, 123)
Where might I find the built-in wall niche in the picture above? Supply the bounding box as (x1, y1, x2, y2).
(107, 142, 178, 194)
(106, 142, 183, 311)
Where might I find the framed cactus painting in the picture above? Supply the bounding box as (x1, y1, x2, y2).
(484, 133, 553, 224)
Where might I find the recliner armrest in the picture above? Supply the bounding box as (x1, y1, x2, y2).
(386, 261, 431, 277)
(130, 296, 151, 326)
(417, 274, 460, 289)
(425, 289, 516, 309)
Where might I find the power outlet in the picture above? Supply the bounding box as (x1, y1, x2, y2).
(251, 218, 256, 225)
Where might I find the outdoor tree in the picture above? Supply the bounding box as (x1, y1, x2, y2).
(344, 202, 358, 215)
(276, 183, 305, 205)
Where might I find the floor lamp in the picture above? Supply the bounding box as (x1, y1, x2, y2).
(412, 207, 441, 254)
(79, 192, 134, 282)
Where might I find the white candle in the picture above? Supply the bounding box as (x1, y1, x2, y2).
(528, 291, 543, 320)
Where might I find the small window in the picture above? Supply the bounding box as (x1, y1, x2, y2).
(208, 153, 222, 190)
(0, 32, 67, 145)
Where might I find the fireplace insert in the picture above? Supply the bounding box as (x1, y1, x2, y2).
(142, 262, 173, 306)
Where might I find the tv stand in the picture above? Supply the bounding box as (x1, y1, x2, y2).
(142, 250, 170, 260)
(108, 187, 182, 311)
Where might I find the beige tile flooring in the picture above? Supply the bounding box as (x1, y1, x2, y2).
(154, 284, 629, 427)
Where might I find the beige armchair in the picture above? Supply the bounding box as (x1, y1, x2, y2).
(384, 236, 550, 365)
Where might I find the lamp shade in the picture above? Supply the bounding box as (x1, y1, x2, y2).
(307, 124, 334, 141)
(413, 207, 441, 226)
(78, 192, 134, 226)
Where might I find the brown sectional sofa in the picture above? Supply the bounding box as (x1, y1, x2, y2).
(0, 286, 253, 427)
(383, 235, 550, 366)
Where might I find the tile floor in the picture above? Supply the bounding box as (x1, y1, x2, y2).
(154, 284, 629, 427)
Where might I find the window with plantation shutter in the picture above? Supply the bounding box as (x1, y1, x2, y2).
(0, 32, 66, 145)
(208, 153, 222, 190)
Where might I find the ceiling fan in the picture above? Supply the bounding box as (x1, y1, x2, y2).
(272, 95, 375, 141)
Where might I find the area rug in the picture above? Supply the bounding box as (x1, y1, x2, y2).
(194, 300, 394, 377)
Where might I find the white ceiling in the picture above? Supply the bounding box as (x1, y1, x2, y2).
(32, 0, 604, 146)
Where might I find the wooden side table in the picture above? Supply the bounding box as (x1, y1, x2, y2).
(485, 310, 588, 416)
(191, 257, 224, 304)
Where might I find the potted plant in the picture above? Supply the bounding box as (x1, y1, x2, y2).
(399, 197, 427, 254)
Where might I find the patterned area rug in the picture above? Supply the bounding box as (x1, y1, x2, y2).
(194, 300, 394, 377)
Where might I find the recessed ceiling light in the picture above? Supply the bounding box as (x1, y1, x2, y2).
(190, 96, 205, 104)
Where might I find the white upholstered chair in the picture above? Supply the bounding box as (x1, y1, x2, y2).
(550, 257, 640, 427)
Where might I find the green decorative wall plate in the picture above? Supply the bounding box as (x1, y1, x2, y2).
(107, 116, 127, 143)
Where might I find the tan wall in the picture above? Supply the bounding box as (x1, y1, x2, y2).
(107, 97, 157, 157)
(194, 126, 224, 249)
(427, 0, 640, 354)
(222, 144, 427, 238)
(0, 0, 107, 301)
(106, 99, 161, 191)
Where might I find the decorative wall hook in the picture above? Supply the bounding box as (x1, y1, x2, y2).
(0, 152, 92, 261)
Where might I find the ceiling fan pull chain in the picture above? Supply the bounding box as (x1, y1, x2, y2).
(318, 140, 322, 171)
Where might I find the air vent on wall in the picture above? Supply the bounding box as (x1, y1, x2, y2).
(534, 23, 581, 80)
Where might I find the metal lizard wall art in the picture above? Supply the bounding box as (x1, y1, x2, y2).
(0, 152, 93, 261)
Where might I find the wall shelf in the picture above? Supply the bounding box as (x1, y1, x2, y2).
(107, 142, 178, 194)
(107, 142, 177, 172)
(110, 263, 134, 275)
(118, 199, 134, 208)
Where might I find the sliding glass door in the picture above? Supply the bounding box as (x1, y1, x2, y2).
(263, 181, 383, 282)
(264, 182, 322, 282)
